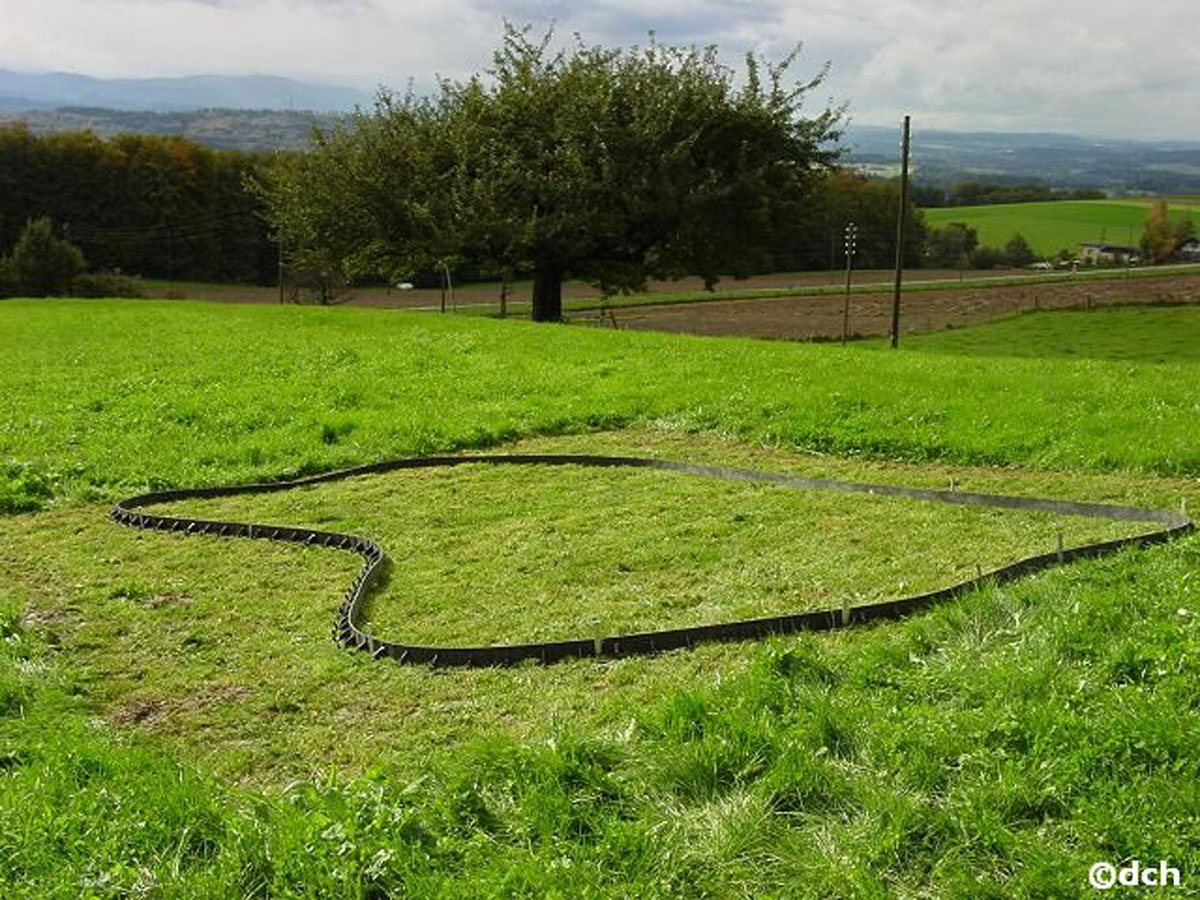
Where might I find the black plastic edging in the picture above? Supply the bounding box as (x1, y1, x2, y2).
(111, 454, 1194, 667)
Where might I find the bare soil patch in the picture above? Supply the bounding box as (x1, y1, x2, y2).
(576, 273, 1200, 339)
(112, 698, 167, 726)
(145, 268, 1033, 310)
(142, 593, 193, 609)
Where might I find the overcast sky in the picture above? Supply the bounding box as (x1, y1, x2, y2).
(2, 0, 1196, 140)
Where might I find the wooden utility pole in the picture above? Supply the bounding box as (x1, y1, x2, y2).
(890, 115, 911, 348)
(841, 221, 857, 345)
(277, 236, 285, 304)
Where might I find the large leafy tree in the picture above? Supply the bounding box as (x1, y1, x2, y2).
(261, 26, 842, 320)
(785, 170, 926, 272)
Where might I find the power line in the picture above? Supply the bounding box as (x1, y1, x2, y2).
(67, 210, 259, 240)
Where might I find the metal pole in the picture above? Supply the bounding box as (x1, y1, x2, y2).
(842, 221, 857, 345)
(440, 262, 454, 312)
(890, 115, 911, 348)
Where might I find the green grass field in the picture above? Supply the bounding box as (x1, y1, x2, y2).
(923, 198, 1200, 257)
(896, 303, 1200, 362)
(3, 298, 1200, 896)
(4, 298, 1200, 517)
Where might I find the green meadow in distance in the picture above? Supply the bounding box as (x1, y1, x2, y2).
(923, 198, 1200, 256)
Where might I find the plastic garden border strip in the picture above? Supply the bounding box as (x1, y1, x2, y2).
(112, 454, 1194, 667)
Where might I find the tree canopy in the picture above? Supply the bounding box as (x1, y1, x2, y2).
(924, 221, 979, 269)
(1003, 233, 1036, 268)
(1140, 199, 1176, 265)
(260, 26, 843, 320)
(0, 125, 275, 285)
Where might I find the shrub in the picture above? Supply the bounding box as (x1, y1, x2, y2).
(5, 217, 86, 297)
(70, 271, 145, 299)
(969, 246, 1008, 270)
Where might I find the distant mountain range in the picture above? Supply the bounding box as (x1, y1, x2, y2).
(0, 69, 371, 113)
(2, 68, 1199, 192)
(844, 124, 1200, 193)
(1, 106, 343, 151)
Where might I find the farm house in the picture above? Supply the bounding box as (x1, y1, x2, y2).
(1079, 241, 1138, 264)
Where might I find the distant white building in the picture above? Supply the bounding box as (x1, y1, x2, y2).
(1179, 238, 1200, 261)
(1080, 242, 1138, 264)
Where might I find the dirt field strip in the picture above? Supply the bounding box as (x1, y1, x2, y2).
(577, 273, 1200, 339)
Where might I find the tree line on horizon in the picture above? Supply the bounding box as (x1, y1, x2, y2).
(0, 116, 929, 305)
(4, 25, 1189, 308)
(0, 124, 276, 288)
(912, 181, 1106, 208)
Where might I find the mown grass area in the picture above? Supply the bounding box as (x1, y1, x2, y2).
(163, 446, 1144, 647)
(2, 431, 1162, 785)
(923, 199, 1200, 257)
(895, 303, 1200, 363)
(3, 299, 1200, 895)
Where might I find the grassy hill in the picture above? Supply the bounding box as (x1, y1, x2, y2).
(923, 198, 1200, 257)
(4, 299, 1200, 515)
(2, 299, 1200, 895)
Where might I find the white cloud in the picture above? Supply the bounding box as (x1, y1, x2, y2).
(0, 0, 489, 87)
(830, 0, 1199, 137)
(0, 0, 1196, 139)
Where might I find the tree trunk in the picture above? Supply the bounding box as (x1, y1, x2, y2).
(531, 265, 563, 322)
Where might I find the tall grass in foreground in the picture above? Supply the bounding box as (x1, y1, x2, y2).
(3, 536, 1199, 896)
